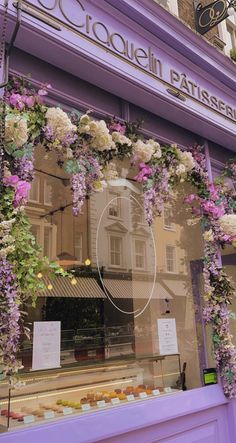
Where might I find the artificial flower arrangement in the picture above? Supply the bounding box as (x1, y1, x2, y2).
(1, 75, 236, 397)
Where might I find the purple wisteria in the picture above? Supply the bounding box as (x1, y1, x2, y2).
(71, 172, 87, 216)
(0, 257, 21, 375)
(14, 156, 34, 182)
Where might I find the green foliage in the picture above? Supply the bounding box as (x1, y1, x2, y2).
(230, 48, 236, 62)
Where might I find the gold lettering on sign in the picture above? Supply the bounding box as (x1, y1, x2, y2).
(92, 22, 110, 45)
(59, 0, 85, 28)
(28, 1, 236, 123)
(134, 48, 148, 68)
(169, 68, 236, 121)
(110, 33, 126, 55)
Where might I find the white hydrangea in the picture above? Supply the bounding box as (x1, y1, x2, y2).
(5, 115, 28, 147)
(93, 180, 107, 192)
(150, 140, 162, 159)
(133, 139, 161, 163)
(79, 116, 115, 151)
(46, 107, 76, 141)
(176, 164, 186, 175)
(112, 131, 132, 146)
(103, 162, 119, 180)
(219, 214, 236, 237)
(0, 245, 15, 258)
(177, 150, 195, 172)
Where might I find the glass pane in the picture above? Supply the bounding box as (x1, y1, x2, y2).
(29, 175, 40, 202)
(0, 148, 206, 431)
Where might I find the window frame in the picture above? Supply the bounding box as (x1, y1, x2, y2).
(109, 234, 123, 268)
(108, 193, 122, 220)
(43, 178, 53, 207)
(133, 238, 146, 270)
(30, 218, 57, 260)
(163, 206, 176, 232)
(74, 231, 83, 263)
(29, 174, 40, 204)
(165, 244, 177, 274)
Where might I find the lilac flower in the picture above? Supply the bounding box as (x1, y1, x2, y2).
(14, 156, 34, 182)
(0, 257, 21, 374)
(71, 172, 87, 216)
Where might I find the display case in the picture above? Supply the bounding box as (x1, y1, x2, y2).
(0, 354, 181, 432)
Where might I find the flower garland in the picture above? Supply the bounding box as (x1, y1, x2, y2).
(1, 75, 236, 397)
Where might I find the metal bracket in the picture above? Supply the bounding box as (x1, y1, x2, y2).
(0, 0, 22, 89)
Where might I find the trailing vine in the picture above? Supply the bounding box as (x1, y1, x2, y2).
(1, 75, 236, 397)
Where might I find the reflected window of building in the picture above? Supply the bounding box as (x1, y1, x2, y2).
(108, 193, 121, 218)
(164, 206, 175, 231)
(30, 220, 56, 260)
(219, 13, 236, 56)
(152, 0, 178, 15)
(131, 197, 145, 225)
(44, 179, 53, 206)
(29, 174, 40, 203)
(227, 23, 236, 48)
(166, 245, 177, 273)
(108, 192, 121, 218)
(134, 239, 146, 270)
(110, 235, 123, 267)
(74, 232, 83, 262)
(30, 223, 40, 244)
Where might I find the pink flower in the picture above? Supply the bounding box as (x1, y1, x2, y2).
(134, 162, 153, 183)
(38, 84, 51, 96)
(14, 181, 31, 207)
(3, 175, 20, 186)
(38, 89, 48, 96)
(202, 200, 225, 218)
(110, 122, 126, 134)
(184, 194, 197, 204)
(24, 96, 35, 108)
(9, 93, 25, 110)
(208, 183, 220, 201)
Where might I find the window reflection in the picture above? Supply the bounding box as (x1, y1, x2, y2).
(22, 147, 205, 392)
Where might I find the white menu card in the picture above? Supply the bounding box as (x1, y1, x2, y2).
(32, 321, 61, 370)
(157, 318, 178, 355)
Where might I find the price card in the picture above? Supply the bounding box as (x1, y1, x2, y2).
(164, 387, 172, 394)
(139, 392, 148, 399)
(126, 394, 135, 402)
(152, 389, 160, 396)
(97, 400, 106, 408)
(63, 407, 73, 415)
(23, 415, 35, 424)
(44, 410, 55, 420)
(81, 404, 91, 412)
(111, 397, 120, 405)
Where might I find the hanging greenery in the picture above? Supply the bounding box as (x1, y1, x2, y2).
(1, 75, 236, 396)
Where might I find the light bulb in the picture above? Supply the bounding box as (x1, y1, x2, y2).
(85, 258, 91, 266)
(47, 284, 53, 290)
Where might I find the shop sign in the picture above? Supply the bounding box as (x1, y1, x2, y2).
(10, 0, 236, 127)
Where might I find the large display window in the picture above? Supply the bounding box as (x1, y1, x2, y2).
(0, 142, 208, 431)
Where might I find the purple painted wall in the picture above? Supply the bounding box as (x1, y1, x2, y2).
(0, 386, 235, 443)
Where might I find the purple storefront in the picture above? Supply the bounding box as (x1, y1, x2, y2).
(1, 1, 236, 442)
